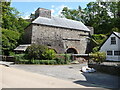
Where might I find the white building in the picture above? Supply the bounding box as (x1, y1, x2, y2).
(99, 32, 120, 61)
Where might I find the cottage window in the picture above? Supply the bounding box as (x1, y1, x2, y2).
(114, 51, 120, 56)
(107, 51, 112, 55)
(111, 37, 116, 44)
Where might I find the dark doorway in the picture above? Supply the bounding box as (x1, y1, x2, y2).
(66, 48, 78, 54)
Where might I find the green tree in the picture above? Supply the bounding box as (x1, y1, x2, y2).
(1, 0, 30, 55)
(1, 0, 30, 33)
(2, 28, 20, 55)
(61, 2, 119, 34)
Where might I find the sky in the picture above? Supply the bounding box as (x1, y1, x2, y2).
(11, 2, 89, 19)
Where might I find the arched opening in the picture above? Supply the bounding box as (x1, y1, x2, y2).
(66, 48, 78, 54)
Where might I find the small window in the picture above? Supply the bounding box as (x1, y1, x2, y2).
(111, 37, 116, 44)
(107, 51, 112, 55)
(114, 51, 120, 56)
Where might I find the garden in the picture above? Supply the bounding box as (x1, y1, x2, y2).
(13, 44, 72, 65)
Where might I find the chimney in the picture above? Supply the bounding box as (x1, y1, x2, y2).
(35, 8, 51, 19)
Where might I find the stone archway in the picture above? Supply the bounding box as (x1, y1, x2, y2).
(66, 48, 78, 54)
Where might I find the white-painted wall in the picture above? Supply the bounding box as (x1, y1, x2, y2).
(100, 33, 120, 61)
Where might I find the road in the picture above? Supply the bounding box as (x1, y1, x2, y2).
(0, 65, 89, 88)
(11, 63, 120, 89)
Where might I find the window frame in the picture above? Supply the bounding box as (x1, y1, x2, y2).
(111, 37, 116, 45)
(107, 51, 113, 55)
(114, 51, 120, 56)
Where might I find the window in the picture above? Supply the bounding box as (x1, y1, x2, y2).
(114, 51, 120, 56)
(107, 51, 113, 55)
(111, 37, 116, 44)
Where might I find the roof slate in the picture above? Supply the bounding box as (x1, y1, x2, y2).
(32, 16, 90, 32)
(114, 32, 120, 38)
(14, 44, 31, 51)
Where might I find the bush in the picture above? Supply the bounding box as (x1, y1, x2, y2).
(19, 59, 57, 65)
(55, 54, 71, 64)
(89, 52, 106, 64)
(13, 51, 71, 65)
(39, 60, 57, 65)
(25, 44, 57, 60)
(25, 44, 48, 60)
(42, 49, 56, 60)
(92, 46, 99, 53)
(14, 54, 25, 60)
(14, 54, 26, 63)
(9, 51, 16, 56)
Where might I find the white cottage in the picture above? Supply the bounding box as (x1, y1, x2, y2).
(99, 32, 120, 61)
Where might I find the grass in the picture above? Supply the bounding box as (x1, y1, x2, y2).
(15, 59, 71, 65)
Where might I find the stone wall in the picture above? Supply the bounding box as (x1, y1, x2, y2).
(89, 64, 120, 76)
(28, 24, 89, 54)
(35, 8, 51, 19)
(23, 24, 32, 44)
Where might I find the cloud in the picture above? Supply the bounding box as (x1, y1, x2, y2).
(21, 12, 30, 19)
(51, 5, 55, 8)
(21, 15, 30, 19)
(23, 15, 30, 19)
(51, 5, 69, 16)
(31, 7, 38, 14)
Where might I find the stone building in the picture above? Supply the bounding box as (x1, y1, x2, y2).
(15, 8, 92, 54)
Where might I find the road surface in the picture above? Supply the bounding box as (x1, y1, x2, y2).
(0, 65, 91, 88)
(11, 63, 120, 88)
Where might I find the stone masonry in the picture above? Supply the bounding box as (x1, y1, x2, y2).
(23, 8, 90, 54)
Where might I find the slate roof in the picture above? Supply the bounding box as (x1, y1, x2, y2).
(32, 16, 90, 32)
(14, 44, 31, 51)
(114, 32, 120, 39)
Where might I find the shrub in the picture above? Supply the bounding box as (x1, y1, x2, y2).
(14, 54, 25, 60)
(89, 52, 106, 64)
(25, 44, 47, 60)
(42, 49, 56, 60)
(14, 54, 26, 63)
(25, 44, 57, 60)
(9, 51, 15, 56)
(55, 54, 71, 64)
(24, 60, 57, 65)
(39, 60, 57, 65)
(92, 46, 99, 53)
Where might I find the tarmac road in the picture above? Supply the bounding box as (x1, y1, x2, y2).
(0, 65, 88, 88)
(11, 63, 120, 89)
(11, 63, 120, 88)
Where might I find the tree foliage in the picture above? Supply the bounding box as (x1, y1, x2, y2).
(1, 1, 30, 33)
(2, 28, 20, 55)
(91, 34, 107, 52)
(61, 2, 120, 34)
(1, 0, 30, 55)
